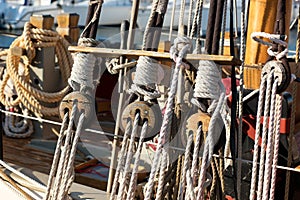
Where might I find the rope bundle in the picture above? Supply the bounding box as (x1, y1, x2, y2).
(0, 22, 72, 117)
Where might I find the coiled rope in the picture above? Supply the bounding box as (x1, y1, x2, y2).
(0, 22, 72, 117)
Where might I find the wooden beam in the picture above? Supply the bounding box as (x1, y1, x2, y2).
(68, 46, 242, 66)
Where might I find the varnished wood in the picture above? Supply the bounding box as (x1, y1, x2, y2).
(68, 46, 242, 66)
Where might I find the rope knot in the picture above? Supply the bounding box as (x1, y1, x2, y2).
(78, 37, 99, 47)
(170, 36, 192, 61)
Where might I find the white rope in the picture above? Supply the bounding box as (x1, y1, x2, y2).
(249, 74, 267, 200)
(251, 32, 288, 60)
(110, 122, 132, 200)
(262, 78, 279, 200)
(129, 56, 163, 99)
(126, 121, 148, 200)
(193, 60, 223, 114)
(144, 36, 191, 200)
(44, 102, 85, 200)
(269, 95, 282, 200)
(196, 82, 225, 200)
(3, 108, 33, 138)
(68, 37, 101, 92)
(178, 134, 193, 200)
(155, 149, 169, 200)
(117, 113, 140, 200)
(237, 0, 246, 198)
(186, 169, 196, 200)
(191, 125, 202, 184)
(256, 71, 274, 200)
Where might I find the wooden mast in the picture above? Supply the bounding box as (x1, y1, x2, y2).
(244, 0, 292, 89)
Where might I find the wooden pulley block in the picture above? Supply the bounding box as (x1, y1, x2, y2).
(262, 60, 291, 93)
(186, 111, 211, 141)
(59, 91, 93, 124)
(121, 101, 162, 141)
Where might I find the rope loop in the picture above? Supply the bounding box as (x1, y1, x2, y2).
(0, 22, 73, 117)
(170, 36, 192, 62)
(251, 32, 288, 60)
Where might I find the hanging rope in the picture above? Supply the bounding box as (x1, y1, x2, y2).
(144, 36, 191, 200)
(236, 0, 246, 198)
(44, 102, 85, 200)
(0, 22, 72, 117)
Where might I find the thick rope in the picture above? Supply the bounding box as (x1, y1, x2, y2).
(144, 37, 191, 200)
(68, 37, 101, 93)
(187, 0, 195, 36)
(193, 60, 223, 114)
(155, 149, 169, 200)
(220, 0, 228, 55)
(0, 22, 72, 117)
(129, 56, 163, 99)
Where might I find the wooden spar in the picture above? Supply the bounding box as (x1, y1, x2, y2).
(212, 0, 225, 55)
(244, 0, 292, 89)
(68, 46, 242, 65)
(205, 0, 217, 54)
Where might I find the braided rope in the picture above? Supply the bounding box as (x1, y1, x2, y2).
(187, 0, 195, 36)
(237, 0, 246, 198)
(155, 149, 169, 200)
(191, 125, 202, 184)
(110, 122, 132, 200)
(0, 22, 72, 117)
(249, 74, 267, 200)
(269, 95, 283, 200)
(262, 78, 279, 200)
(117, 113, 140, 200)
(256, 71, 274, 200)
(178, 134, 193, 200)
(126, 121, 148, 200)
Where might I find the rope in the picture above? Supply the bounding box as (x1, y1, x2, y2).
(187, 0, 195, 36)
(117, 113, 140, 200)
(0, 22, 72, 117)
(126, 121, 148, 200)
(128, 56, 163, 99)
(262, 78, 279, 200)
(144, 37, 191, 200)
(193, 60, 223, 114)
(251, 32, 288, 60)
(191, 125, 202, 184)
(44, 102, 85, 200)
(197, 82, 225, 200)
(269, 95, 282, 200)
(110, 122, 132, 200)
(256, 71, 274, 200)
(155, 149, 168, 200)
(237, 0, 246, 198)
(68, 37, 101, 93)
(220, 0, 228, 55)
(178, 134, 193, 200)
